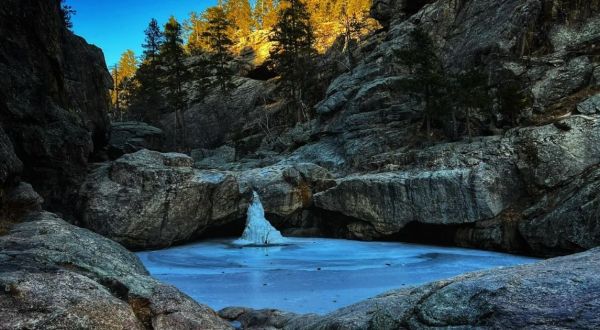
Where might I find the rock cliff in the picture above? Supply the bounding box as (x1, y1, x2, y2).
(0, 0, 111, 218)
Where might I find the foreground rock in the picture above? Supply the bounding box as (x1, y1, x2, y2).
(78, 149, 250, 250)
(221, 247, 600, 329)
(0, 212, 232, 329)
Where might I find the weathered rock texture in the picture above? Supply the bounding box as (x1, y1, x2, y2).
(0, 212, 232, 329)
(78, 149, 250, 249)
(0, 0, 111, 217)
(221, 247, 600, 329)
(108, 121, 164, 159)
(77, 149, 336, 249)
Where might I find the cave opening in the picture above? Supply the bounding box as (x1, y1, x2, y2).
(387, 221, 463, 246)
(246, 63, 278, 81)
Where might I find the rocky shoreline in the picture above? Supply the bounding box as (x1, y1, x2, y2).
(1, 0, 600, 328)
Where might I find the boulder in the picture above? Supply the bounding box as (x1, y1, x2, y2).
(0, 182, 43, 234)
(519, 167, 600, 255)
(514, 116, 600, 191)
(78, 149, 250, 250)
(314, 163, 521, 239)
(108, 121, 164, 159)
(577, 94, 600, 114)
(192, 145, 237, 169)
(0, 212, 232, 329)
(222, 248, 600, 329)
(531, 56, 593, 109)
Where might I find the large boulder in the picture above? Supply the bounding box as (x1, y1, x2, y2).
(78, 149, 250, 250)
(514, 116, 600, 191)
(222, 247, 600, 329)
(0, 212, 232, 329)
(0, 0, 111, 218)
(314, 162, 521, 239)
(519, 167, 600, 255)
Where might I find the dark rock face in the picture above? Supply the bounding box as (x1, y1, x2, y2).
(108, 121, 164, 159)
(0, 212, 232, 329)
(221, 248, 600, 329)
(0, 0, 111, 217)
(0, 127, 22, 188)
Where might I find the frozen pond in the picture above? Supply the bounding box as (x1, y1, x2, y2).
(137, 238, 538, 314)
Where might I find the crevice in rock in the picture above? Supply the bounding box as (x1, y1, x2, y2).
(246, 63, 278, 81)
(196, 217, 246, 239)
(390, 222, 464, 246)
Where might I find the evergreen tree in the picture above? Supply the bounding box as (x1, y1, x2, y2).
(254, 0, 280, 30)
(143, 19, 163, 63)
(131, 18, 164, 123)
(203, 6, 236, 94)
(110, 50, 138, 120)
(270, 0, 318, 122)
(394, 27, 446, 139)
(185, 12, 209, 55)
(162, 16, 190, 149)
(60, 0, 76, 30)
(224, 0, 254, 40)
(339, 4, 367, 72)
(449, 68, 492, 140)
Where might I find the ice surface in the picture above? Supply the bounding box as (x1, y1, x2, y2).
(234, 191, 287, 246)
(137, 238, 538, 314)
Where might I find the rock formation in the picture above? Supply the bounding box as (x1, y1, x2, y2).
(77, 149, 335, 249)
(0, 0, 111, 218)
(0, 212, 232, 329)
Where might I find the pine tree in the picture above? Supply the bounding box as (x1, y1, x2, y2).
(60, 0, 76, 30)
(143, 19, 163, 64)
(162, 16, 190, 149)
(254, 0, 280, 30)
(203, 6, 236, 94)
(130, 18, 164, 123)
(449, 69, 492, 140)
(110, 50, 138, 120)
(394, 27, 446, 139)
(270, 0, 318, 122)
(224, 0, 254, 40)
(185, 12, 209, 55)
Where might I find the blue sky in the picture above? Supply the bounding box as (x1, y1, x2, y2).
(69, 0, 218, 67)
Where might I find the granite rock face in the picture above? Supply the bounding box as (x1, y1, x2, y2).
(314, 164, 521, 239)
(222, 248, 600, 329)
(78, 149, 250, 249)
(0, 212, 232, 330)
(0, 0, 111, 217)
(108, 121, 164, 159)
(77, 149, 336, 249)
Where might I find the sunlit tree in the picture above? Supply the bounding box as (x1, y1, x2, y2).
(110, 50, 138, 120)
(224, 0, 254, 40)
(270, 0, 318, 122)
(203, 6, 236, 94)
(254, 0, 280, 30)
(130, 18, 164, 122)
